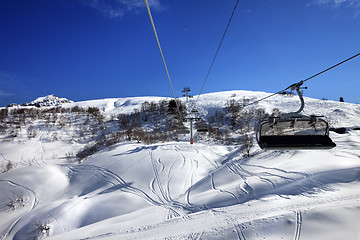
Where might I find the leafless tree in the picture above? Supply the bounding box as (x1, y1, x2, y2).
(241, 133, 254, 157)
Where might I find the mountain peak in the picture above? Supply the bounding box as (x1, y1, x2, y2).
(21, 94, 73, 107)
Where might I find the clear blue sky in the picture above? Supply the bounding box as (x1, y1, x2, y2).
(1, 0, 360, 107)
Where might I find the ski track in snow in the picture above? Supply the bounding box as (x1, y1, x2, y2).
(234, 224, 246, 240)
(173, 146, 186, 169)
(66, 164, 161, 207)
(69, 150, 203, 224)
(38, 134, 46, 164)
(66, 163, 193, 224)
(199, 152, 218, 169)
(149, 150, 169, 204)
(172, 146, 201, 210)
(293, 210, 302, 240)
(82, 189, 360, 240)
(226, 161, 311, 200)
(210, 172, 239, 202)
(0, 153, 10, 162)
(173, 146, 199, 197)
(0, 180, 39, 240)
(148, 149, 199, 216)
(185, 164, 198, 209)
(69, 152, 196, 223)
(166, 158, 177, 202)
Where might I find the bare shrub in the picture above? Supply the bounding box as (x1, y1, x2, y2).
(1, 160, 14, 173)
(27, 125, 37, 138)
(241, 133, 254, 157)
(0, 108, 8, 120)
(0, 123, 7, 134)
(271, 108, 281, 117)
(65, 152, 75, 162)
(34, 220, 52, 238)
(57, 116, 69, 128)
(96, 113, 105, 124)
(208, 126, 223, 141)
(71, 106, 85, 113)
(6, 194, 25, 210)
(226, 99, 240, 114)
(87, 107, 100, 116)
(168, 99, 186, 116)
(118, 114, 130, 129)
(5, 161, 13, 172)
(255, 108, 268, 120)
(161, 133, 168, 142)
(51, 132, 58, 141)
(76, 144, 98, 161)
(132, 127, 146, 143)
(159, 100, 168, 114)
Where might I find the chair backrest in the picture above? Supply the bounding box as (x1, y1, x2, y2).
(256, 118, 336, 150)
(260, 118, 329, 136)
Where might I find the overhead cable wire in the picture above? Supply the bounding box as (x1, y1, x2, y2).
(243, 51, 360, 108)
(195, 0, 240, 104)
(301, 51, 360, 84)
(144, 0, 183, 117)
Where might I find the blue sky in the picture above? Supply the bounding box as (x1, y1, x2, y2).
(0, 0, 360, 107)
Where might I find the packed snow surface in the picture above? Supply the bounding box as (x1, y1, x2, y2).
(0, 90, 359, 240)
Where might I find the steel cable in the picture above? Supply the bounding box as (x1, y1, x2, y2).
(195, 0, 240, 105)
(144, 0, 183, 117)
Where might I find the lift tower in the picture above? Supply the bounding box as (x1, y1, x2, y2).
(184, 109, 200, 144)
(182, 87, 193, 102)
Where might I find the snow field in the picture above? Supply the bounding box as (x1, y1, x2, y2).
(1, 134, 359, 239)
(0, 90, 359, 239)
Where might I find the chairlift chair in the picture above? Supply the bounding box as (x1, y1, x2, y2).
(197, 128, 209, 133)
(197, 124, 209, 133)
(188, 108, 209, 132)
(256, 82, 336, 150)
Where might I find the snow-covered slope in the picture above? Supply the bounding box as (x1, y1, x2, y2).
(191, 90, 360, 128)
(65, 90, 360, 128)
(63, 96, 169, 115)
(0, 90, 359, 240)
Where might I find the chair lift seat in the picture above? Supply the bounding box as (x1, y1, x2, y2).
(197, 128, 209, 133)
(256, 118, 336, 150)
(259, 135, 336, 150)
(255, 82, 336, 150)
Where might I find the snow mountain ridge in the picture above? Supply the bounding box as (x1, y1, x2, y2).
(20, 94, 73, 107)
(57, 90, 360, 128)
(0, 89, 360, 240)
(7, 90, 360, 128)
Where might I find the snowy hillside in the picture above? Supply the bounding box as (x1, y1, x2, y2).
(0, 90, 359, 240)
(60, 90, 360, 128)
